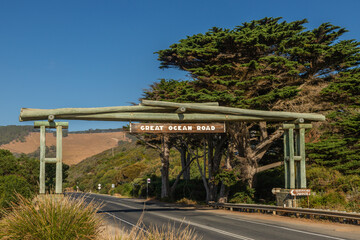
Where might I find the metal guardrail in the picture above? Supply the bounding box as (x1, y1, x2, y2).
(208, 202, 360, 225)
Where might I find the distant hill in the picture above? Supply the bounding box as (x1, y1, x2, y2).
(0, 125, 34, 145)
(0, 125, 132, 165)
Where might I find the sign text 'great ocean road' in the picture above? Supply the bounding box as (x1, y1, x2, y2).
(130, 123, 225, 133)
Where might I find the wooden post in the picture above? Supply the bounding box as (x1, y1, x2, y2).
(35, 121, 68, 195)
(288, 128, 295, 189)
(55, 125, 63, 194)
(283, 123, 312, 189)
(299, 126, 307, 188)
(39, 126, 46, 194)
(295, 129, 301, 189)
(283, 129, 289, 189)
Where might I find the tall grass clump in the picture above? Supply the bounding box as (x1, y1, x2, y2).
(106, 221, 201, 240)
(0, 194, 103, 240)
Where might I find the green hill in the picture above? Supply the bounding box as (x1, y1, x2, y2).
(66, 140, 208, 201)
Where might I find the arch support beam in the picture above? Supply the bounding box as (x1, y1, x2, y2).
(35, 121, 68, 194)
(283, 123, 311, 189)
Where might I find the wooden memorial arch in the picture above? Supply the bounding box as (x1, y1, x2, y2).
(20, 100, 325, 198)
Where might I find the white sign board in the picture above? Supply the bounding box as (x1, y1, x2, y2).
(290, 189, 311, 196)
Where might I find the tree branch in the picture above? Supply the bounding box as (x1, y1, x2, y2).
(253, 128, 283, 159)
(133, 134, 161, 152)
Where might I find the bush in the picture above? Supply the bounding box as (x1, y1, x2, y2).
(229, 187, 255, 204)
(115, 183, 134, 197)
(0, 175, 33, 209)
(0, 194, 103, 239)
(301, 191, 347, 211)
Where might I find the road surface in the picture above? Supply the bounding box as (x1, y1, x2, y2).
(67, 192, 359, 240)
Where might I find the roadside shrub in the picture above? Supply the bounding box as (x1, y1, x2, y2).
(176, 198, 197, 205)
(115, 183, 133, 197)
(302, 191, 347, 211)
(229, 187, 255, 204)
(0, 194, 103, 240)
(0, 175, 33, 209)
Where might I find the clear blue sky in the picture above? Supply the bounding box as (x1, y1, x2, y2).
(1, 0, 359, 131)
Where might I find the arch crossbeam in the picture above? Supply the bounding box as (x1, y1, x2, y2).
(19, 100, 325, 196)
(20, 100, 325, 123)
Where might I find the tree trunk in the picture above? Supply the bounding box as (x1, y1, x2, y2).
(196, 150, 210, 202)
(206, 134, 226, 202)
(218, 144, 234, 203)
(170, 155, 196, 199)
(228, 122, 283, 188)
(160, 134, 170, 198)
(176, 140, 191, 181)
(218, 183, 229, 203)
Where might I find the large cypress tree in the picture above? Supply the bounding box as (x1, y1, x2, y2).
(145, 17, 360, 200)
(154, 17, 359, 109)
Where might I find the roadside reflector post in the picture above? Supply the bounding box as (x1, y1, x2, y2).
(147, 178, 151, 199)
(34, 121, 68, 194)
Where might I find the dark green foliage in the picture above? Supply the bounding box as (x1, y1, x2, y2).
(0, 125, 33, 145)
(143, 17, 360, 204)
(0, 175, 33, 209)
(0, 150, 39, 209)
(321, 69, 360, 105)
(0, 150, 18, 176)
(170, 179, 206, 202)
(307, 110, 360, 174)
(215, 170, 237, 186)
(151, 17, 360, 110)
(301, 166, 360, 211)
(0, 149, 70, 210)
(254, 166, 284, 202)
(229, 187, 255, 204)
(45, 163, 70, 192)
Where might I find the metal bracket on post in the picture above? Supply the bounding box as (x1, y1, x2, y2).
(34, 121, 68, 194)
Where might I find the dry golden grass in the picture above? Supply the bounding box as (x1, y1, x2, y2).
(0, 194, 201, 240)
(0, 194, 103, 240)
(103, 221, 201, 240)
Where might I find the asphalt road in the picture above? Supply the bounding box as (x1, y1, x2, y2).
(67, 192, 358, 240)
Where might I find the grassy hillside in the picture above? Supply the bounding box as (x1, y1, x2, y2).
(67, 140, 208, 201)
(0, 125, 34, 145)
(67, 141, 161, 193)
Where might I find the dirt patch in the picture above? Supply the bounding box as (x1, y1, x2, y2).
(0, 132, 130, 165)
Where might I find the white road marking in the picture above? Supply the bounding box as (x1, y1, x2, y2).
(221, 215, 347, 240)
(105, 212, 148, 233)
(79, 194, 347, 240)
(105, 199, 255, 240)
